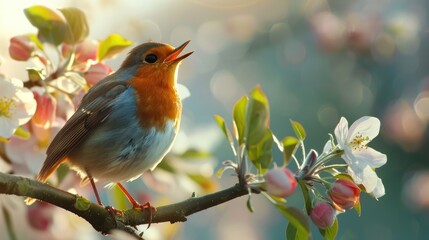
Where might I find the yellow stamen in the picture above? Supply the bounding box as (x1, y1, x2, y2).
(0, 97, 16, 118)
(349, 133, 370, 151)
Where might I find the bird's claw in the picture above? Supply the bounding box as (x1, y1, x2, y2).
(132, 202, 156, 229)
(105, 205, 124, 216)
(133, 201, 156, 212)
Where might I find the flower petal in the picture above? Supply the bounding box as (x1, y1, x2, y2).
(13, 99, 37, 125)
(0, 79, 17, 98)
(371, 177, 385, 199)
(334, 117, 349, 148)
(348, 116, 380, 142)
(347, 164, 378, 193)
(341, 148, 355, 165)
(9, 78, 24, 88)
(352, 147, 387, 168)
(0, 117, 19, 138)
(177, 83, 191, 100)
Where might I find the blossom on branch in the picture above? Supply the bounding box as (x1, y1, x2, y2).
(329, 116, 387, 198)
(264, 167, 297, 198)
(310, 202, 336, 229)
(9, 35, 35, 61)
(0, 76, 36, 139)
(31, 87, 57, 129)
(85, 62, 112, 86)
(329, 178, 360, 210)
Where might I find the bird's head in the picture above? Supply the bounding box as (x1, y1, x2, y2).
(121, 41, 193, 87)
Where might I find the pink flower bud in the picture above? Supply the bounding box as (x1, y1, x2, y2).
(310, 202, 336, 229)
(85, 62, 112, 86)
(264, 167, 297, 198)
(32, 89, 57, 128)
(328, 179, 360, 210)
(75, 39, 98, 63)
(27, 202, 54, 231)
(9, 35, 35, 61)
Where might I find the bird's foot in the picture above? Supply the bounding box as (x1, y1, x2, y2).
(105, 205, 124, 216)
(132, 201, 156, 212)
(132, 202, 156, 229)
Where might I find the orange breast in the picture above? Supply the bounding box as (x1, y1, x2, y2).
(127, 71, 181, 131)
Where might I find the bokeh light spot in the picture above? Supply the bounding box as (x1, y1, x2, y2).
(197, 21, 227, 54)
(414, 91, 429, 121)
(317, 105, 339, 128)
(210, 70, 245, 106)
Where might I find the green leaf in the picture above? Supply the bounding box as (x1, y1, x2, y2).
(74, 196, 91, 211)
(13, 126, 31, 139)
(98, 34, 133, 60)
(276, 204, 310, 240)
(28, 33, 44, 50)
(112, 185, 128, 210)
(333, 173, 353, 181)
(246, 86, 269, 146)
(24, 5, 68, 45)
(250, 85, 269, 106)
(298, 180, 312, 215)
(283, 136, 299, 166)
(233, 96, 248, 145)
(180, 149, 212, 159)
(26, 68, 44, 82)
(286, 222, 309, 240)
(354, 200, 361, 216)
(187, 173, 216, 192)
(59, 7, 89, 44)
(214, 115, 236, 154)
(56, 164, 70, 185)
(246, 196, 254, 213)
(319, 218, 338, 240)
(290, 120, 306, 141)
(248, 128, 273, 174)
(156, 158, 175, 173)
(266, 194, 287, 204)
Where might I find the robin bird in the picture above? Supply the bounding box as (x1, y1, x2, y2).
(27, 41, 193, 209)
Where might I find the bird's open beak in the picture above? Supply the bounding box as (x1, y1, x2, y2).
(164, 40, 193, 63)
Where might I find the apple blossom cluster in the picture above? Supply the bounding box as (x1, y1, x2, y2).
(263, 116, 386, 237)
(210, 68, 388, 239)
(217, 103, 387, 239)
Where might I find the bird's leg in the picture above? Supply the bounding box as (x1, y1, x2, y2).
(116, 182, 154, 210)
(86, 171, 103, 205)
(86, 170, 122, 215)
(116, 182, 156, 227)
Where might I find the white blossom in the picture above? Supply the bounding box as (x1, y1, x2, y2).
(0, 76, 36, 138)
(332, 116, 387, 198)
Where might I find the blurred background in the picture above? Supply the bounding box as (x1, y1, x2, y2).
(1, 0, 429, 239)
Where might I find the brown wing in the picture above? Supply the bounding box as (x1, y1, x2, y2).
(36, 77, 129, 182)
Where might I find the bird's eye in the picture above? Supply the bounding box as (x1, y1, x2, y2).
(144, 54, 158, 63)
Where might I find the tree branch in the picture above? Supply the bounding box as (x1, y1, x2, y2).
(0, 172, 252, 237)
